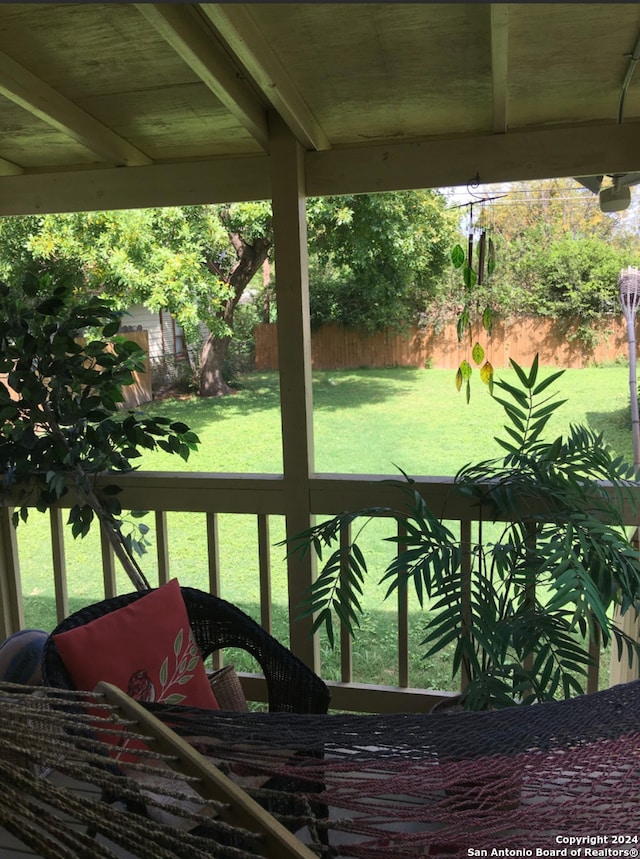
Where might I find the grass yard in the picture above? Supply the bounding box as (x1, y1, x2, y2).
(110, 363, 636, 475)
(17, 363, 636, 692)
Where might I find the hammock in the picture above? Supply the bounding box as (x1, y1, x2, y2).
(0, 680, 313, 859)
(0, 679, 639, 857)
(147, 679, 640, 857)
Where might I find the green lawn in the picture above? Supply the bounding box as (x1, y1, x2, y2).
(17, 364, 636, 691)
(129, 364, 636, 475)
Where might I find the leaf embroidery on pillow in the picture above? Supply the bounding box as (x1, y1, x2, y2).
(155, 627, 201, 705)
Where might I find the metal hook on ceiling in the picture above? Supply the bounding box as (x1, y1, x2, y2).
(466, 173, 483, 200)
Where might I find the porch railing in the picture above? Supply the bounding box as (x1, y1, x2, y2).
(0, 471, 638, 713)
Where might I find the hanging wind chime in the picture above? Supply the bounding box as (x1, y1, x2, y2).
(450, 176, 505, 400)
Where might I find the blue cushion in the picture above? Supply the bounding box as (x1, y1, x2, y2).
(0, 629, 48, 685)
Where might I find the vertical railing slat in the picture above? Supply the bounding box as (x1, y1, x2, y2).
(339, 523, 353, 683)
(206, 513, 221, 597)
(100, 528, 117, 599)
(460, 519, 472, 692)
(257, 514, 272, 634)
(523, 522, 537, 685)
(155, 510, 170, 586)
(397, 522, 409, 688)
(206, 512, 222, 670)
(587, 632, 600, 694)
(50, 508, 69, 623)
(0, 507, 24, 638)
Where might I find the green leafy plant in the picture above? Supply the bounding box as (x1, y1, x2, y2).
(0, 274, 199, 591)
(288, 356, 640, 709)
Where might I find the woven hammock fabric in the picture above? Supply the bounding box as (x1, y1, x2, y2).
(0, 682, 276, 859)
(1, 680, 639, 857)
(146, 680, 640, 858)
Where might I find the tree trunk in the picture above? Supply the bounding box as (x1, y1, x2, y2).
(198, 227, 271, 398)
(199, 333, 233, 397)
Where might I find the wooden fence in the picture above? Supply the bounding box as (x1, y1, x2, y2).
(118, 329, 152, 407)
(0, 330, 152, 409)
(255, 317, 633, 371)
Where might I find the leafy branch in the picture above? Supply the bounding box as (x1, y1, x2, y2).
(0, 273, 200, 592)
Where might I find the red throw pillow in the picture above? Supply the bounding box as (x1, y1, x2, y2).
(52, 579, 219, 710)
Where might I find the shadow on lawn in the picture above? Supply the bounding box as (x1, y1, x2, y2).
(312, 367, 424, 413)
(586, 405, 634, 465)
(142, 368, 426, 433)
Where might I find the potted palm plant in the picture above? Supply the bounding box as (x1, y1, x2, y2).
(289, 356, 640, 709)
(0, 273, 199, 592)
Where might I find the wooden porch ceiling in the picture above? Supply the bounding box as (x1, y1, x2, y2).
(0, 3, 639, 213)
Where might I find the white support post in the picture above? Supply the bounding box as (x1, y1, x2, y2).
(269, 112, 319, 672)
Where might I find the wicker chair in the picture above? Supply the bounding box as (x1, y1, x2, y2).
(41, 586, 331, 714)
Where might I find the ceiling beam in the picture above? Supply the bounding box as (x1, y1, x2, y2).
(490, 5, 509, 133)
(137, 3, 270, 152)
(0, 51, 151, 167)
(0, 157, 271, 216)
(2, 122, 640, 215)
(199, 4, 330, 152)
(0, 156, 23, 177)
(306, 122, 640, 196)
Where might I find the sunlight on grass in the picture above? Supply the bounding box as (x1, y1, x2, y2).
(137, 365, 635, 476)
(17, 364, 635, 693)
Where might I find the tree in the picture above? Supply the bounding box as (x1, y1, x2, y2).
(197, 204, 272, 396)
(436, 179, 640, 365)
(471, 178, 640, 322)
(0, 273, 199, 591)
(0, 205, 273, 397)
(0, 192, 456, 397)
(306, 191, 458, 331)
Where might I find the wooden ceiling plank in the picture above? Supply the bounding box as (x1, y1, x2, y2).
(136, 3, 269, 152)
(491, 4, 509, 133)
(199, 4, 330, 152)
(0, 51, 151, 167)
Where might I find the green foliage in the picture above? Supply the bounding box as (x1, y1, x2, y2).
(288, 356, 640, 709)
(306, 191, 458, 332)
(466, 181, 640, 342)
(0, 274, 199, 589)
(21, 207, 234, 343)
(0, 194, 457, 393)
(512, 236, 634, 328)
(0, 204, 276, 397)
(432, 180, 640, 392)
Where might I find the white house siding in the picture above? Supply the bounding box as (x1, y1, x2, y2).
(119, 305, 181, 361)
